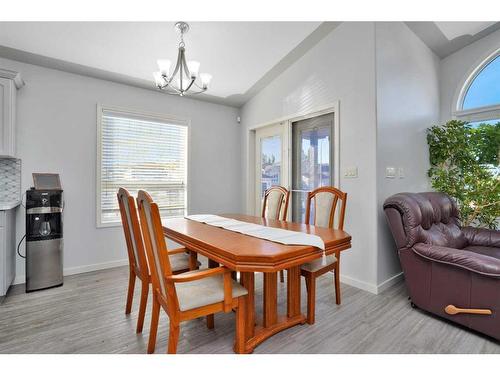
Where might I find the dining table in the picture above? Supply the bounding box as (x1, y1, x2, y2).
(162, 213, 352, 353)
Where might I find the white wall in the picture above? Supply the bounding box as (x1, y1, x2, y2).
(240, 22, 379, 291)
(375, 22, 440, 287)
(0, 57, 241, 283)
(440, 27, 500, 122)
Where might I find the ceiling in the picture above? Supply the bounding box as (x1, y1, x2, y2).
(0, 22, 498, 106)
(406, 21, 500, 58)
(0, 22, 323, 106)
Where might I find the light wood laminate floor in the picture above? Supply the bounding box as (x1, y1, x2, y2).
(1, 262, 499, 354)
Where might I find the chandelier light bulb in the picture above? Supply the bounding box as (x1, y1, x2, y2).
(157, 59, 172, 76)
(153, 71, 165, 87)
(200, 73, 212, 88)
(187, 61, 200, 78)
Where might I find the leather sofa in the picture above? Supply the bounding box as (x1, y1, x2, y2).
(383, 192, 500, 340)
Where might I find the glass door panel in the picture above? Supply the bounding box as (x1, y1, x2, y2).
(255, 123, 288, 216)
(259, 135, 281, 197)
(292, 113, 334, 223)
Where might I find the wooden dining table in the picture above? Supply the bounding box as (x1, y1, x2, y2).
(162, 213, 351, 353)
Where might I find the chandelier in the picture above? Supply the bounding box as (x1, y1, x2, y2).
(153, 22, 212, 96)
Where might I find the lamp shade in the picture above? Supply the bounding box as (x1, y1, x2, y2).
(187, 61, 200, 78)
(157, 59, 172, 76)
(153, 72, 165, 87)
(200, 73, 212, 88)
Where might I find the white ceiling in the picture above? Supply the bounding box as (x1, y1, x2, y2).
(0, 22, 320, 101)
(434, 22, 496, 40)
(406, 21, 500, 58)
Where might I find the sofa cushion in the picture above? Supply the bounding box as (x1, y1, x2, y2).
(464, 245, 500, 260)
(383, 192, 467, 249)
(462, 226, 500, 247)
(413, 243, 500, 277)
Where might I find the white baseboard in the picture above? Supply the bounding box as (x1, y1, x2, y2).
(11, 258, 404, 297)
(339, 272, 404, 295)
(376, 272, 404, 294)
(340, 274, 378, 294)
(13, 258, 129, 285)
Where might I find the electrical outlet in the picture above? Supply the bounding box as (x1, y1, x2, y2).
(344, 167, 358, 178)
(386, 167, 396, 178)
(398, 167, 405, 178)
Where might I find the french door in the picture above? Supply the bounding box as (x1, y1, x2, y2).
(291, 113, 334, 222)
(254, 123, 289, 215)
(254, 111, 336, 222)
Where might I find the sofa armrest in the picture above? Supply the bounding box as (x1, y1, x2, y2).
(413, 243, 500, 277)
(462, 226, 500, 247)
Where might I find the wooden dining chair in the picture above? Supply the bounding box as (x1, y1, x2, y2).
(301, 186, 347, 324)
(261, 185, 290, 282)
(117, 187, 196, 334)
(136, 190, 248, 354)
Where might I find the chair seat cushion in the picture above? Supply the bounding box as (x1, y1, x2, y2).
(175, 271, 248, 311)
(169, 252, 194, 272)
(464, 245, 500, 260)
(301, 254, 337, 273)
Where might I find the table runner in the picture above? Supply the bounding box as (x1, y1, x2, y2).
(185, 214, 326, 252)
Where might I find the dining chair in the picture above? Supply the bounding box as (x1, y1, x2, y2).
(301, 186, 347, 324)
(136, 190, 248, 354)
(261, 185, 290, 283)
(117, 187, 196, 334)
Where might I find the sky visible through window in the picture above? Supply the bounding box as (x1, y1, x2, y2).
(463, 55, 500, 110)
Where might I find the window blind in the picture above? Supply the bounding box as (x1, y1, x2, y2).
(98, 109, 188, 225)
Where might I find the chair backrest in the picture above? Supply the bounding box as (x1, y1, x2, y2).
(383, 192, 467, 250)
(261, 185, 290, 220)
(305, 186, 347, 230)
(136, 190, 176, 308)
(117, 187, 149, 277)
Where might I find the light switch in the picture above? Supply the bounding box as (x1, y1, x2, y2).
(385, 167, 396, 178)
(344, 166, 358, 178)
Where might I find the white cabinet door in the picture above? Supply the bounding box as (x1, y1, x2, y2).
(0, 209, 17, 297)
(0, 77, 16, 157)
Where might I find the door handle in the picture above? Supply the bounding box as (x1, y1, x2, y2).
(445, 305, 492, 315)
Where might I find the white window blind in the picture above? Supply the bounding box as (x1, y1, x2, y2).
(97, 108, 188, 226)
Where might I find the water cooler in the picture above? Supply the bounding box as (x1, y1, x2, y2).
(25, 189, 64, 292)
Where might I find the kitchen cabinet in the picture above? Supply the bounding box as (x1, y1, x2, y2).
(0, 69, 24, 158)
(0, 207, 17, 299)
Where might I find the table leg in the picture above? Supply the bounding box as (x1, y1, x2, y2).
(240, 272, 255, 338)
(243, 267, 305, 353)
(189, 250, 198, 270)
(287, 266, 301, 318)
(208, 258, 219, 268)
(206, 258, 219, 329)
(263, 272, 278, 327)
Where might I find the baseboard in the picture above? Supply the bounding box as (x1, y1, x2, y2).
(339, 272, 404, 295)
(13, 258, 129, 285)
(11, 259, 404, 297)
(340, 274, 378, 294)
(376, 272, 404, 294)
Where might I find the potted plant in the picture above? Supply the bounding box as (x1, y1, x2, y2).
(427, 120, 500, 229)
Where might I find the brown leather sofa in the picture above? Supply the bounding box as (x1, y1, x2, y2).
(383, 192, 500, 340)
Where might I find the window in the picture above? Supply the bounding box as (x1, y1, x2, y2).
(455, 50, 500, 123)
(97, 106, 188, 227)
(462, 55, 500, 110)
(455, 51, 500, 174)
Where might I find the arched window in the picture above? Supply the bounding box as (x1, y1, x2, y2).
(462, 55, 500, 111)
(456, 50, 500, 124)
(455, 50, 500, 171)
